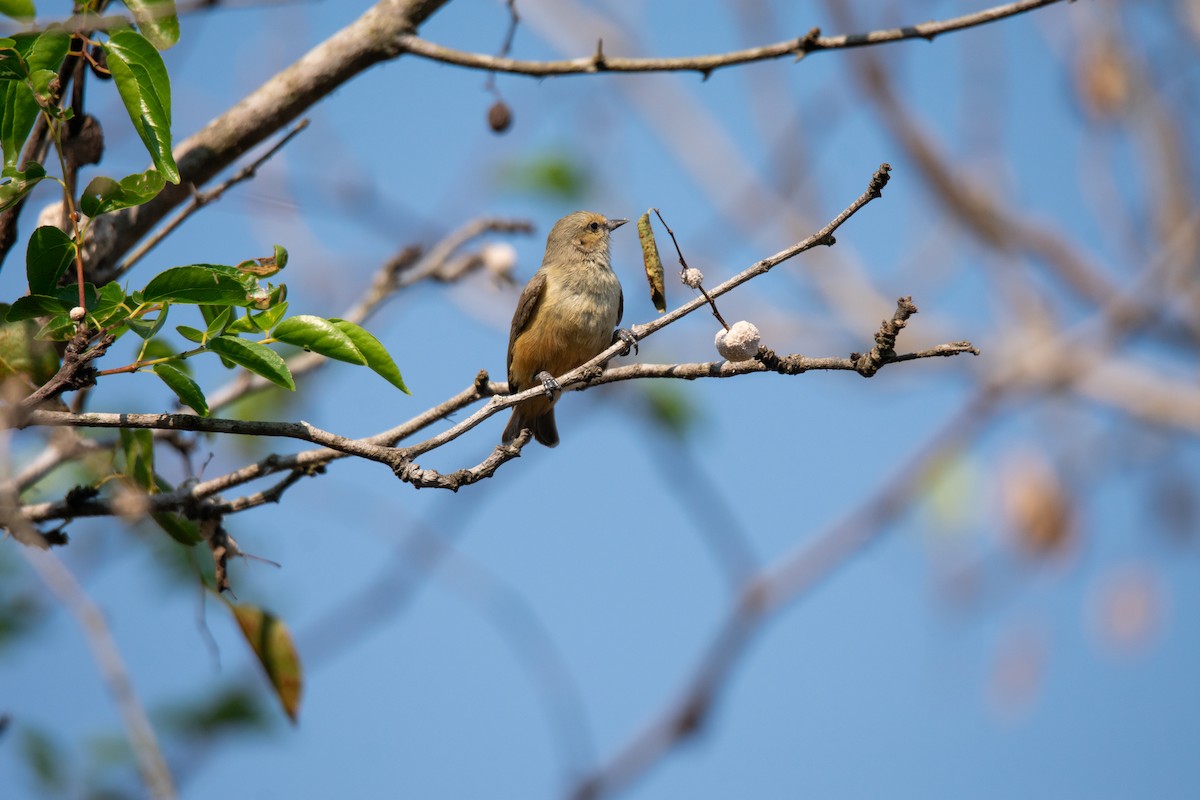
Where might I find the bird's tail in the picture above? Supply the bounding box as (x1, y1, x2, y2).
(503, 406, 559, 447)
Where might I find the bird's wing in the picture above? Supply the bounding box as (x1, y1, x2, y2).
(617, 284, 624, 327)
(507, 269, 548, 385)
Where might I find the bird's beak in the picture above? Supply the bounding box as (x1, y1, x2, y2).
(606, 218, 629, 232)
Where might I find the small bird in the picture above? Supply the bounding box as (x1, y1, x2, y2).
(503, 211, 631, 447)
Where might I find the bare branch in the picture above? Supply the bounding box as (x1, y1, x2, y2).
(206, 468, 313, 515)
(397, 0, 1068, 78)
(851, 295, 920, 376)
(10, 324, 976, 519)
(393, 429, 532, 490)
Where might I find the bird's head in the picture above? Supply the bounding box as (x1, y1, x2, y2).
(546, 210, 628, 260)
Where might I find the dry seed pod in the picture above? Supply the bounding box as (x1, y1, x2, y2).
(487, 100, 513, 134)
(637, 211, 666, 312)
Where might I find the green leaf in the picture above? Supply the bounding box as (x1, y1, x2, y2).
(33, 314, 73, 341)
(175, 324, 204, 344)
(120, 428, 154, 491)
(0, 2, 36, 23)
(12, 30, 66, 73)
(226, 601, 303, 723)
(22, 30, 68, 80)
(229, 301, 288, 334)
(92, 281, 131, 327)
(224, 314, 256, 335)
(12, 32, 66, 82)
(97, 280, 126, 306)
(125, 305, 168, 339)
(198, 302, 225, 327)
(1, 31, 68, 170)
(0, 39, 25, 81)
(203, 305, 232, 337)
(252, 302, 288, 331)
(142, 266, 250, 305)
(203, 306, 231, 338)
(207, 335, 294, 390)
(25, 225, 75, 295)
(0, 84, 32, 170)
(272, 315, 365, 365)
(103, 30, 178, 183)
(27, 67, 57, 108)
(328, 318, 409, 393)
(80, 169, 165, 217)
(6, 293, 65, 321)
(154, 363, 207, 416)
(0, 162, 45, 211)
(54, 282, 97, 311)
(199, 266, 259, 292)
(121, 0, 180, 51)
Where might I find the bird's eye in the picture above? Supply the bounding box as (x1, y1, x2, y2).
(589, 221, 600, 232)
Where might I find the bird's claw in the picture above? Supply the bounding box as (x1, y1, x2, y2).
(613, 328, 638, 356)
(535, 371, 561, 399)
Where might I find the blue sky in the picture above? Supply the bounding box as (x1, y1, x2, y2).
(3, 1, 1199, 798)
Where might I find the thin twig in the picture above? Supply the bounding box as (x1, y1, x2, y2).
(485, 0, 520, 96)
(9, 320, 982, 524)
(206, 468, 311, 515)
(652, 208, 728, 330)
(117, 119, 311, 275)
(14, 321, 978, 464)
(397, 0, 1068, 79)
(11, 335, 981, 523)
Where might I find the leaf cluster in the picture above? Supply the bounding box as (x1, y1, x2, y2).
(1, 1, 408, 729)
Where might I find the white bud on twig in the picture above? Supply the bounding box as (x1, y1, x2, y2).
(681, 267, 704, 288)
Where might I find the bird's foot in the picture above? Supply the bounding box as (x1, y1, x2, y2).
(535, 371, 561, 400)
(613, 328, 639, 356)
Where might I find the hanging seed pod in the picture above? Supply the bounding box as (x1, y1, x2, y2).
(487, 100, 513, 134)
(637, 211, 666, 312)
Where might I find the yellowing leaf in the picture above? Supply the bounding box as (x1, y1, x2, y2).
(227, 601, 303, 723)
